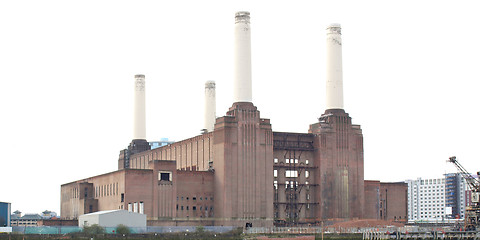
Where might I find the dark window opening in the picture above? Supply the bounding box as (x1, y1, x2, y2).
(89, 205, 93, 213)
(193, 206, 197, 210)
(193, 197, 197, 201)
(121, 193, 124, 202)
(160, 173, 170, 181)
(186, 206, 189, 210)
(84, 187, 88, 198)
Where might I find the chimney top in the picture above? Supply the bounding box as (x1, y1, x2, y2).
(205, 81, 215, 89)
(235, 11, 250, 24)
(327, 23, 341, 34)
(135, 74, 145, 79)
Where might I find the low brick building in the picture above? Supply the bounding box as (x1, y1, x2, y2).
(364, 181, 408, 222)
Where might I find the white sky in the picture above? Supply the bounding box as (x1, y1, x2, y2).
(1, 0, 479, 215)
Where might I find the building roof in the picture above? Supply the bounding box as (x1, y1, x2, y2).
(20, 214, 42, 220)
(81, 210, 121, 216)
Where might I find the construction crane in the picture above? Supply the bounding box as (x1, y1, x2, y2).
(447, 156, 480, 231)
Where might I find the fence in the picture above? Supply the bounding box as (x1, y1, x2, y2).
(11, 226, 236, 235)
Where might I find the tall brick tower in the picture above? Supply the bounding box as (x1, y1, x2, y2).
(309, 24, 364, 219)
(213, 12, 274, 227)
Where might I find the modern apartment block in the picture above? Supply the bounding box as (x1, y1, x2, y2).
(445, 173, 467, 219)
(406, 174, 467, 223)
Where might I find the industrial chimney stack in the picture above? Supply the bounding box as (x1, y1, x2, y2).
(133, 74, 146, 140)
(204, 81, 216, 132)
(325, 23, 344, 110)
(233, 11, 252, 103)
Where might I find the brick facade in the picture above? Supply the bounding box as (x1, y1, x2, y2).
(61, 105, 406, 226)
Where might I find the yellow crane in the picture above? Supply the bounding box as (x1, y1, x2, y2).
(447, 156, 480, 231)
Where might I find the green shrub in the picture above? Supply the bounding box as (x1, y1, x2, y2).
(195, 226, 205, 233)
(83, 224, 105, 235)
(116, 224, 131, 235)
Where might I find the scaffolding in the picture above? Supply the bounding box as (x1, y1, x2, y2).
(273, 133, 318, 226)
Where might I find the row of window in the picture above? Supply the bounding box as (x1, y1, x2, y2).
(176, 205, 213, 211)
(273, 180, 310, 190)
(273, 158, 309, 165)
(177, 196, 213, 201)
(273, 170, 310, 178)
(96, 183, 119, 198)
(127, 202, 144, 214)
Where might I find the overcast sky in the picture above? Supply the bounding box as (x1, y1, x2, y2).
(1, 0, 479, 215)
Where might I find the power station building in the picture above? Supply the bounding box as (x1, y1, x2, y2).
(61, 12, 406, 227)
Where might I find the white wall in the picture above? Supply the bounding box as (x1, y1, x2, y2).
(79, 210, 146, 228)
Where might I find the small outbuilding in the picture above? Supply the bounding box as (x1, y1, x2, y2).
(79, 210, 146, 228)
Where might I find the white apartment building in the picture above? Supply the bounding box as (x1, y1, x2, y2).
(406, 174, 467, 223)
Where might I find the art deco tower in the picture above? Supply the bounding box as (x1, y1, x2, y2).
(213, 11, 274, 227)
(309, 24, 365, 219)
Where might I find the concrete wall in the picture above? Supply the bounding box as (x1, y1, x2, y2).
(79, 210, 146, 228)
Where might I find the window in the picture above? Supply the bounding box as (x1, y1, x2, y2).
(159, 171, 172, 181)
(286, 170, 298, 178)
(134, 202, 138, 213)
(305, 171, 310, 178)
(193, 206, 197, 211)
(139, 202, 144, 214)
(306, 160, 309, 165)
(274, 170, 278, 178)
(274, 158, 278, 163)
(193, 197, 197, 201)
(121, 193, 125, 202)
(128, 203, 132, 212)
(286, 159, 290, 164)
(274, 180, 278, 190)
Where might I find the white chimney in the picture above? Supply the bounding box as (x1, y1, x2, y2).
(233, 11, 252, 103)
(204, 81, 216, 132)
(133, 74, 146, 140)
(325, 23, 344, 110)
